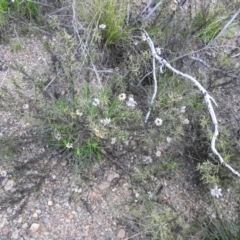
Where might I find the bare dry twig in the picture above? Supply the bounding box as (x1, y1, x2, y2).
(207, 9, 240, 47)
(190, 56, 240, 81)
(143, 29, 240, 177)
(143, 1, 163, 22)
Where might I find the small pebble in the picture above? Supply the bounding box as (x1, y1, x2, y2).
(98, 181, 110, 190)
(4, 179, 15, 191)
(61, 160, 68, 166)
(107, 173, 119, 182)
(12, 231, 19, 239)
(30, 223, 40, 232)
(117, 229, 125, 239)
(18, 216, 23, 223)
(43, 218, 50, 225)
(22, 223, 28, 229)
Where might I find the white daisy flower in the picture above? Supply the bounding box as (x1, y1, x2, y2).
(182, 118, 189, 125)
(175, 95, 182, 101)
(99, 24, 106, 29)
(118, 93, 126, 101)
(0, 170, 7, 177)
(155, 118, 163, 126)
(22, 104, 29, 110)
(100, 118, 111, 126)
(156, 150, 161, 157)
(55, 132, 62, 141)
(66, 143, 73, 149)
(166, 137, 172, 143)
(111, 138, 116, 145)
(211, 186, 222, 198)
(126, 96, 137, 108)
(76, 110, 83, 116)
(180, 106, 186, 113)
(147, 191, 153, 199)
(92, 98, 100, 106)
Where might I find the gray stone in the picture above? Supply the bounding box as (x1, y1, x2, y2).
(130, 140, 137, 147)
(43, 218, 50, 225)
(2, 65, 8, 71)
(98, 181, 110, 190)
(30, 223, 40, 232)
(117, 229, 125, 239)
(12, 231, 19, 239)
(107, 173, 120, 182)
(4, 180, 15, 191)
(6, 208, 12, 215)
(2, 178, 8, 187)
(2, 225, 9, 235)
(22, 223, 28, 229)
(0, 218, 8, 228)
(61, 160, 68, 166)
(2, 236, 9, 240)
(63, 177, 69, 184)
(18, 216, 23, 223)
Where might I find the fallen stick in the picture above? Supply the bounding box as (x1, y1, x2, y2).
(142, 29, 240, 177)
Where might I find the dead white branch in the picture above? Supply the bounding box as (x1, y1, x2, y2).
(207, 9, 240, 47)
(145, 54, 158, 122)
(137, 0, 152, 19)
(143, 29, 240, 177)
(190, 56, 240, 80)
(143, 1, 163, 22)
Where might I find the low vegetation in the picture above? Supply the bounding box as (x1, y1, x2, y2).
(0, 0, 240, 239)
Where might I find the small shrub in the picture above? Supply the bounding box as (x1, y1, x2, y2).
(199, 217, 240, 240)
(128, 201, 185, 240)
(10, 40, 22, 51)
(1, 1, 239, 239)
(191, 3, 226, 45)
(76, 0, 133, 45)
(13, 0, 40, 20)
(0, 0, 40, 22)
